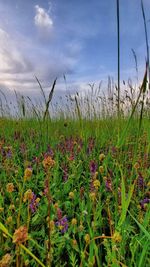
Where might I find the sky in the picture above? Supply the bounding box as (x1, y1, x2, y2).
(0, 0, 150, 99)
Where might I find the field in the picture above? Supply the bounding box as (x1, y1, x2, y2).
(0, 113, 150, 266)
(0, 0, 150, 266)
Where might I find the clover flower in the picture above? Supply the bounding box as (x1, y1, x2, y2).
(42, 156, 55, 169)
(23, 189, 33, 202)
(140, 198, 150, 209)
(71, 218, 77, 225)
(93, 179, 100, 190)
(6, 183, 14, 193)
(137, 173, 145, 189)
(56, 216, 68, 233)
(103, 176, 112, 191)
(13, 225, 28, 244)
(29, 192, 39, 213)
(99, 153, 105, 161)
(24, 167, 32, 181)
(69, 191, 75, 199)
(89, 160, 97, 174)
(0, 253, 12, 267)
(56, 208, 68, 233)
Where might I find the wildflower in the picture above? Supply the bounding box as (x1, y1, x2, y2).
(72, 239, 77, 247)
(79, 224, 84, 232)
(89, 192, 96, 201)
(137, 173, 145, 189)
(23, 189, 33, 202)
(57, 208, 63, 220)
(36, 197, 40, 204)
(0, 253, 12, 267)
(4, 146, 12, 158)
(62, 164, 69, 182)
(24, 168, 32, 181)
(9, 204, 15, 211)
(89, 160, 97, 174)
(93, 171, 98, 180)
(6, 183, 14, 193)
(84, 234, 90, 244)
(99, 153, 105, 161)
(93, 179, 100, 190)
(54, 202, 59, 209)
(13, 225, 28, 244)
(56, 216, 68, 233)
(29, 192, 39, 213)
(99, 165, 104, 174)
(140, 198, 150, 210)
(113, 232, 122, 243)
(134, 162, 140, 170)
(69, 191, 74, 199)
(104, 176, 112, 191)
(71, 218, 77, 225)
(6, 216, 12, 224)
(87, 137, 95, 154)
(42, 156, 55, 169)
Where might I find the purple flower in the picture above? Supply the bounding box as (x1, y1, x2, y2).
(87, 138, 95, 154)
(61, 164, 69, 182)
(105, 179, 112, 191)
(140, 198, 150, 209)
(137, 173, 145, 189)
(56, 216, 68, 233)
(89, 160, 97, 174)
(29, 192, 39, 213)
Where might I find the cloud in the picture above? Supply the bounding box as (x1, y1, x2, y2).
(0, 28, 33, 75)
(34, 5, 53, 30)
(0, 28, 34, 90)
(0, 27, 78, 93)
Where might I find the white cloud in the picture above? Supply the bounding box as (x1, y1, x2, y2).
(34, 5, 53, 30)
(0, 28, 34, 90)
(0, 28, 33, 75)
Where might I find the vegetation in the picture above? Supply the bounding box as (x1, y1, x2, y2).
(0, 0, 150, 266)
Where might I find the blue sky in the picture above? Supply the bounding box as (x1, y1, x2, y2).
(0, 0, 149, 96)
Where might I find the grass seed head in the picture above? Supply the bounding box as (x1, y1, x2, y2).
(84, 233, 90, 244)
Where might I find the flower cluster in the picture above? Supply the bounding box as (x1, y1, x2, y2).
(24, 167, 32, 181)
(6, 183, 15, 193)
(13, 226, 28, 244)
(29, 192, 40, 213)
(42, 156, 55, 169)
(0, 253, 12, 267)
(55, 208, 68, 233)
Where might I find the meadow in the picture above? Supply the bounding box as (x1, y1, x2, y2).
(0, 80, 150, 267)
(0, 0, 150, 266)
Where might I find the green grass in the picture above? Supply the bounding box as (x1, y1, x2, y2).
(0, 116, 150, 266)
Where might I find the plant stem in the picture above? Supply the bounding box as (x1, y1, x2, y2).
(116, 0, 120, 120)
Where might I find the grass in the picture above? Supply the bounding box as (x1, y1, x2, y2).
(0, 0, 150, 266)
(0, 115, 150, 266)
